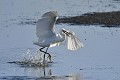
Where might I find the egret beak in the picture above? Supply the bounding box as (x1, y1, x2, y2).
(62, 29, 70, 37)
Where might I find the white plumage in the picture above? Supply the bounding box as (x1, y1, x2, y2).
(67, 31, 84, 50)
(33, 11, 84, 61)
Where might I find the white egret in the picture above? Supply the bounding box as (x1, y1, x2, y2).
(33, 11, 84, 62)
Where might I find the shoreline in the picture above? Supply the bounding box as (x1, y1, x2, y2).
(57, 11, 120, 27)
(19, 11, 120, 27)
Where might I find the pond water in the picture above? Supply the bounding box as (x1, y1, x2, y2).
(0, 24, 120, 80)
(0, 0, 120, 80)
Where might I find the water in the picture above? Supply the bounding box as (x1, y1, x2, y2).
(0, 24, 120, 80)
(0, 0, 120, 80)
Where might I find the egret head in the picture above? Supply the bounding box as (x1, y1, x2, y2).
(62, 28, 75, 37)
(42, 11, 58, 20)
(62, 28, 70, 36)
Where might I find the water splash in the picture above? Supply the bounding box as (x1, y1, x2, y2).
(23, 49, 43, 63)
(8, 49, 52, 67)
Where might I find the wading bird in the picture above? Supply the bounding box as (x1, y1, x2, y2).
(33, 11, 84, 62)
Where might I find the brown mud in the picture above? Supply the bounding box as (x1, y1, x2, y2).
(57, 11, 120, 27)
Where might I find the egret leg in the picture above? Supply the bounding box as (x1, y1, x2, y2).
(45, 47, 51, 62)
(39, 47, 46, 62)
(39, 47, 51, 62)
(39, 47, 45, 53)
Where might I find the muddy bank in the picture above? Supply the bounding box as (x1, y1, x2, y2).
(19, 11, 120, 27)
(57, 11, 120, 27)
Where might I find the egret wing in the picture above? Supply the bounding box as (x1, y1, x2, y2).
(36, 17, 56, 38)
(36, 11, 58, 38)
(62, 29, 84, 50)
(67, 35, 84, 50)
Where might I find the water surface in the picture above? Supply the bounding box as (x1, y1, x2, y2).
(0, 0, 120, 80)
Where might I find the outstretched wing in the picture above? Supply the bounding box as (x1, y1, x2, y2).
(67, 34, 84, 50)
(62, 29, 84, 50)
(36, 11, 58, 38)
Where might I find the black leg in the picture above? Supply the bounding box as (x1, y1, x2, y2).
(39, 47, 52, 62)
(39, 47, 46, 61)
(39, 47, 45, 53)
(43, 67, 46, 76)
(44, 47, 52, 62)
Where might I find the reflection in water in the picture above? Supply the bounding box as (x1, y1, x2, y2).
(69, 73, 82, 80)
(0, 72, 82, 80)
(24, 67, 82, 80)
(7, 49, 83, 80)
(24, 67, 52, 77)
(23, 49, 82, 79)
